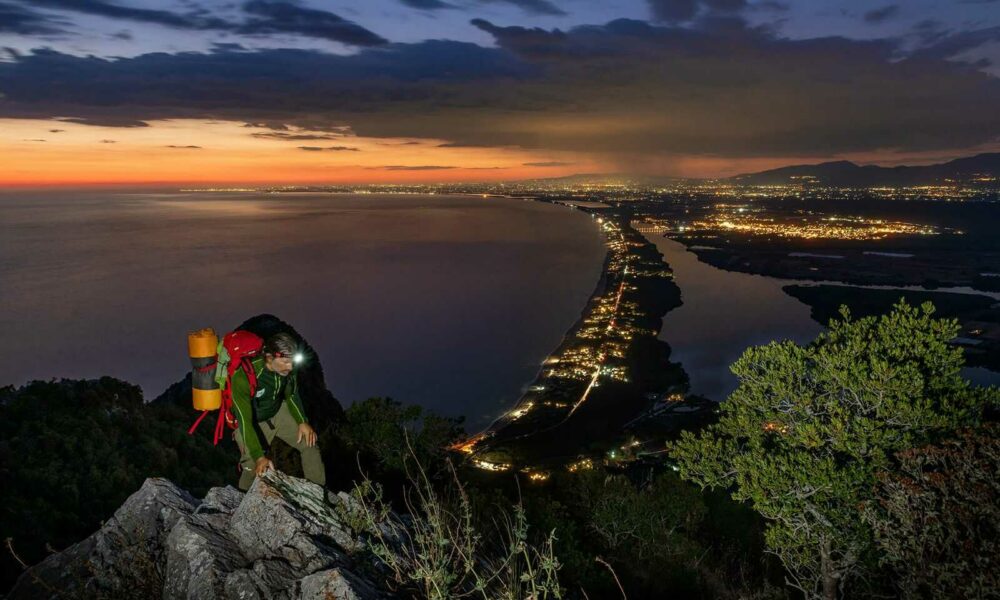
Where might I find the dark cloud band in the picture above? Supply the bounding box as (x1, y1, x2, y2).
(1, 19, 998, 159)
(5, 0, 387, 47)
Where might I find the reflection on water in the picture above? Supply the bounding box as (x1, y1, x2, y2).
(963, 366, 1000, 388)
(0, 192, 607, 427)
(646, 235, 823, 401)
(645, 235, 1000, 401)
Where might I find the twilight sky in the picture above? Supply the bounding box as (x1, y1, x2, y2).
(1, 0, 999, 185)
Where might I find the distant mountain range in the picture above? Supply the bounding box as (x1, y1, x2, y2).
(524, 153, 1000, 188)
(730, 153, 1000, 187)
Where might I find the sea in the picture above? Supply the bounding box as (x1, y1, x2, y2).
(0, 191, 606, 427)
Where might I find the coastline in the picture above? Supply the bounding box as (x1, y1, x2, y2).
(460, 203, 698, 471)
(478, 224, 615, 435)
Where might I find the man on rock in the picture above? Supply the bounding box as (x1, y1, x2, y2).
(230, 332, 325, 491)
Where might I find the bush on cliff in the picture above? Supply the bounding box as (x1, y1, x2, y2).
(670, 301, 999, 600)
(864, 423, 999, 599)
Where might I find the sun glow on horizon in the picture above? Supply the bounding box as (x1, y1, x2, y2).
(0, 118, 593, 187)
(3, 118, 996, 187)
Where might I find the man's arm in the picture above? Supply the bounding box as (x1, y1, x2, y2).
(231, 369, 265, 461)
(284, 373, 308, 425)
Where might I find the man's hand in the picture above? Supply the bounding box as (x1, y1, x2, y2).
(297, 423, 317, 447)
(254, 457, 274, 477)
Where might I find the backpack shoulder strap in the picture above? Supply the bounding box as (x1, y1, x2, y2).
(241, 356, 260, 398)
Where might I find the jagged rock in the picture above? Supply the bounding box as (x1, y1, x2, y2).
(8, 477, 199, 599)
(4, 536, 97, 600)
(199, 486, 245, 515)
(10, 472, 389, 599)
(224, 569, 269, 600)
(230, 473, 355, 564)
(298, 568, 380, 600)
(164, 512, 248, 599)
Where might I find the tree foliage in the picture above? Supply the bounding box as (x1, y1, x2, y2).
(0, 378, 234, 592)
(581, 471, 704, 571)
(864, 423, 1000, 599)
(338, 397, 464, 477)
(669, 301, 997, 599)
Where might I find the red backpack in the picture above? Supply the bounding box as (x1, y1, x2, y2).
(188, 330, 264, 445)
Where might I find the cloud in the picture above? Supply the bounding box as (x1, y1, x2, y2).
(211, 42, 246, 52)
(48, 128, 65, 133)
(165, 144, 202, 148)
(1, 21, 998, 160)
(864, 5, 899, 24)
(911, 19, 949, 45)
(399, 0, 563, 14)
(8, 0, 387, 47)
(437, 141, 497, 147)
(296, 145, 359, 151)
(0, 1, 68, 35)
(703, 0, 746, 11)
(646, 0, 749, 23)
(398, 0, 457, 9)
(22, 0, 230, 30)
(372, 165, 458, 170)
(910, 25, 1000, 61)
(59, 116, 150, 127)
(237, 1, 388, 47)
(523, 161, 574, 166)
(99, 139, 117, 143)
(480, 0, 566, 16)
(647, 0, 699, 22)
(252, 132, 347, 140)
(469, 19, 569, 58)
(243, 121, 289, 130)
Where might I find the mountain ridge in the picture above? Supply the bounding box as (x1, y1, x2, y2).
(520, 153, 1000, 187)
(729, 152, 1000, 186)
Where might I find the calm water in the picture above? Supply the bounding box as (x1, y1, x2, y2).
(646, 235, 1000, 401)
(0, 192, 606, 426)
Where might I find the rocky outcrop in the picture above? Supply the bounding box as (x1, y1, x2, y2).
(9, 472, 389, 599)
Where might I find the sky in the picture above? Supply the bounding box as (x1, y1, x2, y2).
(1, 0, 999, 185)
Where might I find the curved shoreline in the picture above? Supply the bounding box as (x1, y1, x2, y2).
(478, 216, 614, 435)
(462, 204, 694, 468)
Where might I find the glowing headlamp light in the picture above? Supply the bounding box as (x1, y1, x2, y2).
(293, 352, 305, 365)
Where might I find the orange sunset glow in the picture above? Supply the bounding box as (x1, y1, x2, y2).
(8, 117, 989, 187)
(0, 119, 601, 186)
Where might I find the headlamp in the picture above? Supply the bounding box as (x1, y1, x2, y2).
(272, 350, 305, 365)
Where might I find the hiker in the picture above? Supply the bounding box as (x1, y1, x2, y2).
(231, 332, 326, 491)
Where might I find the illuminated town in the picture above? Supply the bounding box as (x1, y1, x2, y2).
(186, 174, 1000, 204)
(676, 206, 945, 240)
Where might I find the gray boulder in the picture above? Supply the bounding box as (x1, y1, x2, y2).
(298, 568, 380, 600)
(164, 511, 247, 599)
(9, 472, 389, 599)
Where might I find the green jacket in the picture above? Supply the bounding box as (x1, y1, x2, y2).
(231, 356, 308, 461)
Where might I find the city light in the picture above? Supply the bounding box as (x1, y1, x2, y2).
(473, 459, 512, 472)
